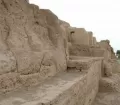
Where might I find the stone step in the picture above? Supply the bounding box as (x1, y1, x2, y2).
(0, 71, 86, 105)
(0, 57, 102, 105)
(99, 74, 120, 92)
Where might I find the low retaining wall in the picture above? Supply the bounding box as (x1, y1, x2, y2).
(67, 57, 102, 105)
(0, 57, 102, 105)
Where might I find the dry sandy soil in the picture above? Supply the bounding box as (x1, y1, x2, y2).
(93, 92, 120, 105)
(93, 73, 120, 105)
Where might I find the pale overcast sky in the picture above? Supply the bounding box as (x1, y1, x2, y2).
(30, 0, 120, 52)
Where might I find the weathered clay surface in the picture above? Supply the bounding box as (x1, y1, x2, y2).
(98, 40, 114, 60)
(67, 58, 99, 71)
(0, 58, 102, 105)
(93, 74, 120, 105)
(93, 92, 120, 105)
(0, 0, 68, 93)
(88, 31, 93, 45)
(69, 28, 89, 45)
(108, 59, 120, 73)
(0, 51, 16, 75)
(99, 74, 120, 92)
(0, 0, 120, 105)
(90, 47, 105, 57)
(103, 60, 112, 77)
(69, 44, 92, 56)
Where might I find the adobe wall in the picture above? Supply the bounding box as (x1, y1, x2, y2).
(0, 2, 119, 105)
(68, 29, 95, 57)
(108, 59, 120, 73)
(88, 31, 93, 45)
(69, 29, 97, 46)
(68, 29, 99, 57)
(90, 47, 105, 57)
(69, 44, 92, 57)
(89, 40, 116, 60)
(93, 37, 97, 45)
(65, 58, 102, 105)
(98, 40, 115, 60)
(59, 19, 70, 62)
(0, 57, 102, 105)
(69, 28, 89, 45)
(0, 0, 68, 93)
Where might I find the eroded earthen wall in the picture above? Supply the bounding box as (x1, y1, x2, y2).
(93, 37, 97, 45)
(66, 58, 102, 105)
(88, 31, 93, 46)
(0, 0, 68, 93)
(69, 44, 92, 57)
(69, 28, 89, 45)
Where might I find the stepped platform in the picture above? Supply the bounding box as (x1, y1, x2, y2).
(0, 57, 102, 105)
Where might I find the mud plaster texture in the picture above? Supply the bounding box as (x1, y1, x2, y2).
(93, 74, 120, 105)
(68, 28, 89, 45)
(0, 0, 70, 93)
(0, 0, 120, 105)
(0, 58, 102, 105)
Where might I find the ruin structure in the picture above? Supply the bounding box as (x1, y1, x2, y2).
(0, 0, 120, 105)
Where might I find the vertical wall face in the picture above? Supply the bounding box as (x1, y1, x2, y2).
(59, 20, 70, 61)
(88, 31, 93, 45)
(69, 44, 92, 56)
(89, 40, 116, 60)
(53, 59, 102, 105)
(0, 58, 103, 105)
(69, 28, 89, 45)
(0, 0, 68, 93)
(91, 48, 105, 57)
(98, 41, 112, 60)
(93, 37, 97, 45)
(85, 60, 102, 105)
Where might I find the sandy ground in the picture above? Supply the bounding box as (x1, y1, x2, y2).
(93, 92, 120, 105)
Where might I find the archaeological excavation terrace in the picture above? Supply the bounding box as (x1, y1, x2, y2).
(0, 0, 120, 105)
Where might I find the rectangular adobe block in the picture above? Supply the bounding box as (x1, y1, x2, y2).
(69, 28, 89, 45)
(88, 31, 93, 45)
